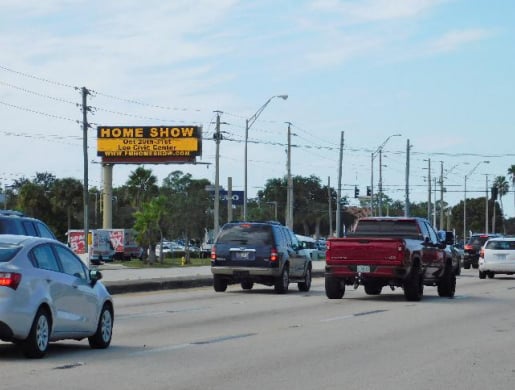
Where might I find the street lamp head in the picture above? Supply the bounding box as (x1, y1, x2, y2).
(277, 94, 288, 100)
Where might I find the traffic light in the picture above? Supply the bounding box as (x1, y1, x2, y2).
(366, 186, 371, 196)
(354, 186, 360, 198)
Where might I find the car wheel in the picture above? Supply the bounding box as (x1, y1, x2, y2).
(325, 276, 345, 299)
(22, 308, 51, 359)
(487, 272, 495, 279)
(241, 280, 254, 290)
(88, 304, 113, 349)
(437, 265, 456, 298)
(478, 270, 487, 279)
(454, 260, 461, 276)
(364, 283, 382, 295)
(213, 275, 228, 292)
(404, 266, 423, 301)
(274, 266, 289, 294)
(298, 267, 312, 292)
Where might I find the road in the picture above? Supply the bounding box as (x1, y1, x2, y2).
(2, 268, 515, 390)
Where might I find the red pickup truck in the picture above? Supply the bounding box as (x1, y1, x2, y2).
(325, 217, 455, 301)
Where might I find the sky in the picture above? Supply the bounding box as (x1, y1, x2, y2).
(1, 0, 514, 220)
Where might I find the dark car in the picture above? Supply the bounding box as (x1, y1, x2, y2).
(210, 221, 312, 294)
(438, 230, 462, 276)
(463, 233, 502, 269)
(0, 210, 56, 239)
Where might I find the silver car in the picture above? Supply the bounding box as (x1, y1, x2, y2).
(478, 237, 515, 279)
(0, 235, 114, 358)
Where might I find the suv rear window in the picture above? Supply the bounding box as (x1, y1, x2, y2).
(217, 224, 274, 246)
(485, 240, 515, 250)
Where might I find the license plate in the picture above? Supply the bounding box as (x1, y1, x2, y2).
(234, 251, 254, 261)
(357, 265, 370, 273)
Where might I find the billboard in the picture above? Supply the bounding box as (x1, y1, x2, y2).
(97, 126, 202, 164)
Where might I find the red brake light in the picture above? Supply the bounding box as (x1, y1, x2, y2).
(210, 245, 216, 261)
(464, 244, 473, 250)
(0, 272, 22, 290)
(479, 249, 485, 258)
(270, 248, 278, 262)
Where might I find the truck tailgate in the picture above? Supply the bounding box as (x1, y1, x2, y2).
(326, 237, 405, 265)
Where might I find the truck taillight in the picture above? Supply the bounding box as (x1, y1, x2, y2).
(464, 244, 473, 250)
(270, 248, 278, 262)
(479, 248, 484, 259)
(0, 272, 22, 290)
(210, 245, 216, 261)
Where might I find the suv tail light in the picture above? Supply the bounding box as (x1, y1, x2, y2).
(464, 244, 473, 251)
(0, 272, 22, 290)
(270, 248, 278, 262)
(210, 245, 216, 261)
(479, 248, 485, 259)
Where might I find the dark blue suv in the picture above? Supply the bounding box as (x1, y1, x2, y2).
(210, 221, 312, 294)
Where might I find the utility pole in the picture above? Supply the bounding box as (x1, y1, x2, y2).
(285, 122, 294, 230)
(327, 176, 333, 237)
(485, 174, 489, 234)
(404, 139, 410, 217)
(378, 149, 383, 216)
(336, 131, 344, 237)
(214, 111, 222, 237)
(427, 158, 431, 221)
(227, 177, 233, 223)
(440, 161, 444, 230)
(81, 87, 90, 256)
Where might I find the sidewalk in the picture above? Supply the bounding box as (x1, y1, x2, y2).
(99, 260, 326, 295)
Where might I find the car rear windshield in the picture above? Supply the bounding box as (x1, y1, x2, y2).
(355, 220, 421, 237)
(217, 224, 274, 246)
(469, 236, 496, 246)
(0, 244, 22, 262)
(485, 240, 515, 250)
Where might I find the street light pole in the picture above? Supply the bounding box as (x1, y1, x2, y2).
(463, 160, 489, 243)
(243, 94, 288, 221)
(372, 133, 401, 217)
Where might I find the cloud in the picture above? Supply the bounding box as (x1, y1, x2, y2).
(426, 28, 494, 54)
(309, 0, 447, 24)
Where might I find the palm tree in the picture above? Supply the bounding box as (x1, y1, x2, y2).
(493, 176, 509, 234)
(508, 165, 515, 209)
(126, 166, 158, 210)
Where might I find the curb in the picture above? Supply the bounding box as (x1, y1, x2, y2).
(104, 269, 325, 295)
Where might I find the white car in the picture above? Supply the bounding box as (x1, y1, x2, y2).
(0, 235, 114, 358)
(478, 237, 515, 279)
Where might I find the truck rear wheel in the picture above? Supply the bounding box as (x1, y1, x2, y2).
(404, 267, 423, 301)
(437, 265, 456, 298)
(325, 276, 344, 299)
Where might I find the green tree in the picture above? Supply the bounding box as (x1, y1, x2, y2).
(51, 177, 83, 234)
(133, 195, 168, 264)
(126, 166, 158, 210)
(161, 170, 211, 262)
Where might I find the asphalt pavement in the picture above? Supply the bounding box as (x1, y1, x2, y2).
(99, 260, 326, 295)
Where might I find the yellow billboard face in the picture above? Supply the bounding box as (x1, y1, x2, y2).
(97, 126, 202, 164)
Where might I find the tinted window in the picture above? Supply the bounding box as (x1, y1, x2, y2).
(35, 222, 56, 239)
(356, 220, 422, 236)
(485, 240, 515, 250)
(217, 224, 273, 246)
(22, 220, 38, 236)
(0, 243, 21, 262)
(54, 245, 87, 279)
(0, 219, 23, 234)
(31, 244, 61, 272)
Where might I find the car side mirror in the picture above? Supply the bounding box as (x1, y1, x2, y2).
(89, 269, 103, 285)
